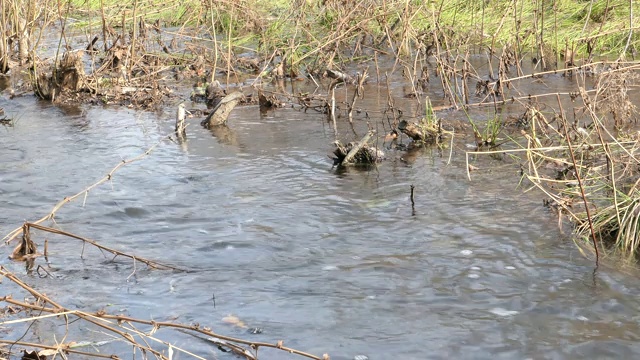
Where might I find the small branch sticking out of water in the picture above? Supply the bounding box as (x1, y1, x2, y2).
(175, 102, 187, 138)
(348, 68, 368, 124)
(410, 185, 416, 215)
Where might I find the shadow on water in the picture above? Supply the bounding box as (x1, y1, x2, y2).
(0, 76, 8, 92)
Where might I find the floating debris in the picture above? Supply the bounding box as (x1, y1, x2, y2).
(489, 308, 519, 317)
(222, 314, 248, 329)
(247, 327, 263, 334)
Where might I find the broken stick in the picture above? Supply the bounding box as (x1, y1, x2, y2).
(342, 130, 375, 166)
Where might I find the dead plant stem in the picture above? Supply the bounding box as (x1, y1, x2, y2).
(559, 114, 600, 265)
(25, 222, 181, 270)
(0, 290, 325, 360)
(622, 0, 634, 59)
(0, 340, 116, 359)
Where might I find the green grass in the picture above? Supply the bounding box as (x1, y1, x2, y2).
(436, 0, 639, 57)
(62, 0, 638, 63)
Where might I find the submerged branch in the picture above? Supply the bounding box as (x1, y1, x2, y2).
(24, 222, 182, 271)
(0, 278, 326, 360)
(2, 133, 174, 245)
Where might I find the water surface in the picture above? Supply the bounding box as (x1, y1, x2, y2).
(2, 67, 640, 360)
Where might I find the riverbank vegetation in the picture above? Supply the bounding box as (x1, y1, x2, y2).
(2, 0, 638, 79)
(1, 0, 640, 358)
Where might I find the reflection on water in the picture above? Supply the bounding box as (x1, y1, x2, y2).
(1, 66, 640, 360)
(0, 76, 8, 92)
(208, 124, 240, 146)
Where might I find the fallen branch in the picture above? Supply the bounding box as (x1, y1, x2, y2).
(0, 281, 327, 360)
(342, 130, 376, 165)
(23, 222, 182, 271)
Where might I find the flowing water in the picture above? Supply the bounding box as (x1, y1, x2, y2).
(2, 66, 640, 360)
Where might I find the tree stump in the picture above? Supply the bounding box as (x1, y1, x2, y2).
(201, 91, 244, 128)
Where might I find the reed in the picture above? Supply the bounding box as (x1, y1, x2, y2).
(1, 0, 635, 85)
(467, 63, 640, 262)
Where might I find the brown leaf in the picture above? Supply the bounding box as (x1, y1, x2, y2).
(383, 131, 397, 142)
(222, 314, 247, 328)
(37, 350, 58, 357)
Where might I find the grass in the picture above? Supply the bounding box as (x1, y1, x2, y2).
(436, 0, 639, 58)
(418, 96, 442, 143)
(467, 63, 640, 261)
(581, 189, 640, 258)
(58, 0, 638, 68)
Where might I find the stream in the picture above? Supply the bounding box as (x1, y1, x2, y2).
(2, 64, 640, 360)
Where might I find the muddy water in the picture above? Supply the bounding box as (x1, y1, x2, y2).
(2, 69, 640, 360)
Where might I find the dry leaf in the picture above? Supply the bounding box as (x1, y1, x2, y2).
(384, 131, 397, 142)
(222, 315, 247, 328)
(37, 350, 58, 357)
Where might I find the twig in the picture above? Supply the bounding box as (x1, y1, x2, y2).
(560, 117, 600, 266)
(493, 61, 640, 86)
(348, 68, 368, 124)
(24, 223, 181, 271)
(0, 290, 325, 360)
(0, 340, 117, 359)
(0, 267, 165, 359)
(466, 141, 635, 180)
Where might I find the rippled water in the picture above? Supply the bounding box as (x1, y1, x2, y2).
(2, 70, 640, 360)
